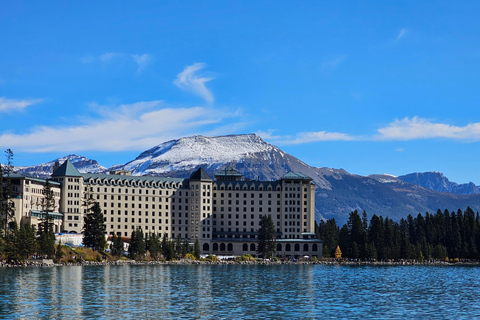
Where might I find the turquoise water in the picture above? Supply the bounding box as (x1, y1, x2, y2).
(0, 264, 479, 319)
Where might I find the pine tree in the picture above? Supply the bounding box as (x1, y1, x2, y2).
(257, 215, 276, 259)
(38, 180, 56, 257)
(175, 234, 182, 258)
(160, 233, 175, 260)
(2, 149, 15, 238)
(128, 230, 138, 258)
(82, 202, 107, 251)
(114, 233, 125, 256)
(17, 223, 37, 260)
(194, 238, 201, 260)
(146, 233, 160, 259)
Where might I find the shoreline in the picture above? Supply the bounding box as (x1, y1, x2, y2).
(3, 258, 480, 268)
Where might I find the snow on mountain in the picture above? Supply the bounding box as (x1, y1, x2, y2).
(122, 134, 280, 174)
(14, 154, 107, 178)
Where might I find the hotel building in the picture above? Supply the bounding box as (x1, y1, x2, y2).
(13, 159, 322, 257)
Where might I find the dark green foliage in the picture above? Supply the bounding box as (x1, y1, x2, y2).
(128, 228, 145, 259)
(111, 232, 125, 256)
(17, 223, 37, 259)
(319, 207, 480, 260)
(146, 233, 161, 259)
(82, 202, 107, 251)
(1, 150, 15, 239)
(256, 215, 276, 259)
(37, 180, 56, 257)
(161, 233, 174, 260)
(317, 218, 339, 257)
(194, 238, 201, 260)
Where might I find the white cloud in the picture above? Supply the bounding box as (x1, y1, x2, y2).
(132, 54, 152, 73)
(174, 63, 214, 103)
(376, 117, 480, 141)
(256, 129, 282, 140)
(0, 101, 229, 152)
(0, 97, 42, 112)
(277, 131, 356, 145)
(80, 56, 94, 64)
(100, 52, 123, 64)
(396, 28, 408, 41)
(262, 117, 480, 145)
(322, 55, 347, 69)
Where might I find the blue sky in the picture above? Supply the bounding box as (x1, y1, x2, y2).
(1, 1, 480, 183)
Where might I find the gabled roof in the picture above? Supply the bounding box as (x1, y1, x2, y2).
(189, 167, 212, 181)
(52, 159, 82, 177)
(281, 171, 312, 181)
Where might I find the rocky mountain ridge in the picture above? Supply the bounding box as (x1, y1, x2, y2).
(12, 134, 480, 225)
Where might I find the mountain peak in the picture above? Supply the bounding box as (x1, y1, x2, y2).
(398, 171, 480, 195)
(14, 155, 106, 178)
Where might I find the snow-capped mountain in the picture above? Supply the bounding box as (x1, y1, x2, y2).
(13, 134, 480, 225)
(115, 134, 332, 188)
(397, 172, 480, 195)
(14, 154, 106, 178)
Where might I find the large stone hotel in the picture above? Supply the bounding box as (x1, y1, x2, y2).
(10, 160, 322, 257)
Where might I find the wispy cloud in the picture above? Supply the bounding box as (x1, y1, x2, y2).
(174, 63, 214, 103)
(256, 130, 282, 140)
(395, 28, 408, 41)
(270, 131, 356, 145)
(376, 117, 480, 141)
(132, 54, 152, 73)
(262, 117, 480, 145)
(100, 52, 123, 64)
(322, 55, 347, 69)
(0, 101, 231, 152)
(0, 97, 42, 112)
(81, 53, 153, 72)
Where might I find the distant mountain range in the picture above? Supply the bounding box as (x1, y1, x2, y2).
(14, 154, 106, 177)
(13, 134, 480, 225)
(396, 172, 480, 195)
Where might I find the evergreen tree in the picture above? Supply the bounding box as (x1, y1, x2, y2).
(135, 229, 145, 257)
(2, 149, 15, 237)
(82, 202, 107, 251)
(318, 218, 339, 257)
(17, 223, 37, 260)
(115, 233, 124, 256)
(37, 180, 56, 257)
(128, 230, 138, 258)
(256, 215, 276, 259)
(175, 234, 182, 258)
(146, 233, 161, 259)
(346, 211, 367, 259)
(161, 233, 174, 260)
(194, 238, 201, 260)
(181, 239, 189, 256)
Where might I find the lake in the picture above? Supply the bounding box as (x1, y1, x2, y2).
(0, 264, 479, 319)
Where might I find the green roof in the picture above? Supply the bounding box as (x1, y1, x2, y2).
(214, 166, 243, 177)
(281, 171, 312, 181)
(9, 173, 61, 186)
(51, 159, 82, 177)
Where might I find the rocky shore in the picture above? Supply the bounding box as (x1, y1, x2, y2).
(3, 258, 480, 267)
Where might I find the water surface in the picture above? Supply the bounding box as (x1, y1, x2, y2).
(0, 264, 478, 319)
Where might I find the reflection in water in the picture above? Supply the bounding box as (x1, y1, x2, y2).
(0, 265, 479, 319)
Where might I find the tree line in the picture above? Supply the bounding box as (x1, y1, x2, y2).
(125, 229, 201, 260)
(317, 207, 480, 261)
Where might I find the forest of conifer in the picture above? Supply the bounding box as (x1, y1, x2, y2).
(317, 207, 480, 261)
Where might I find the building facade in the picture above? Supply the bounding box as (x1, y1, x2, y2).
(9, 173, 63, 232)
(15, 160, 322, 257)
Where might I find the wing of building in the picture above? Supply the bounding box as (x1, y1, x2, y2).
(14, 160, 322, 258)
